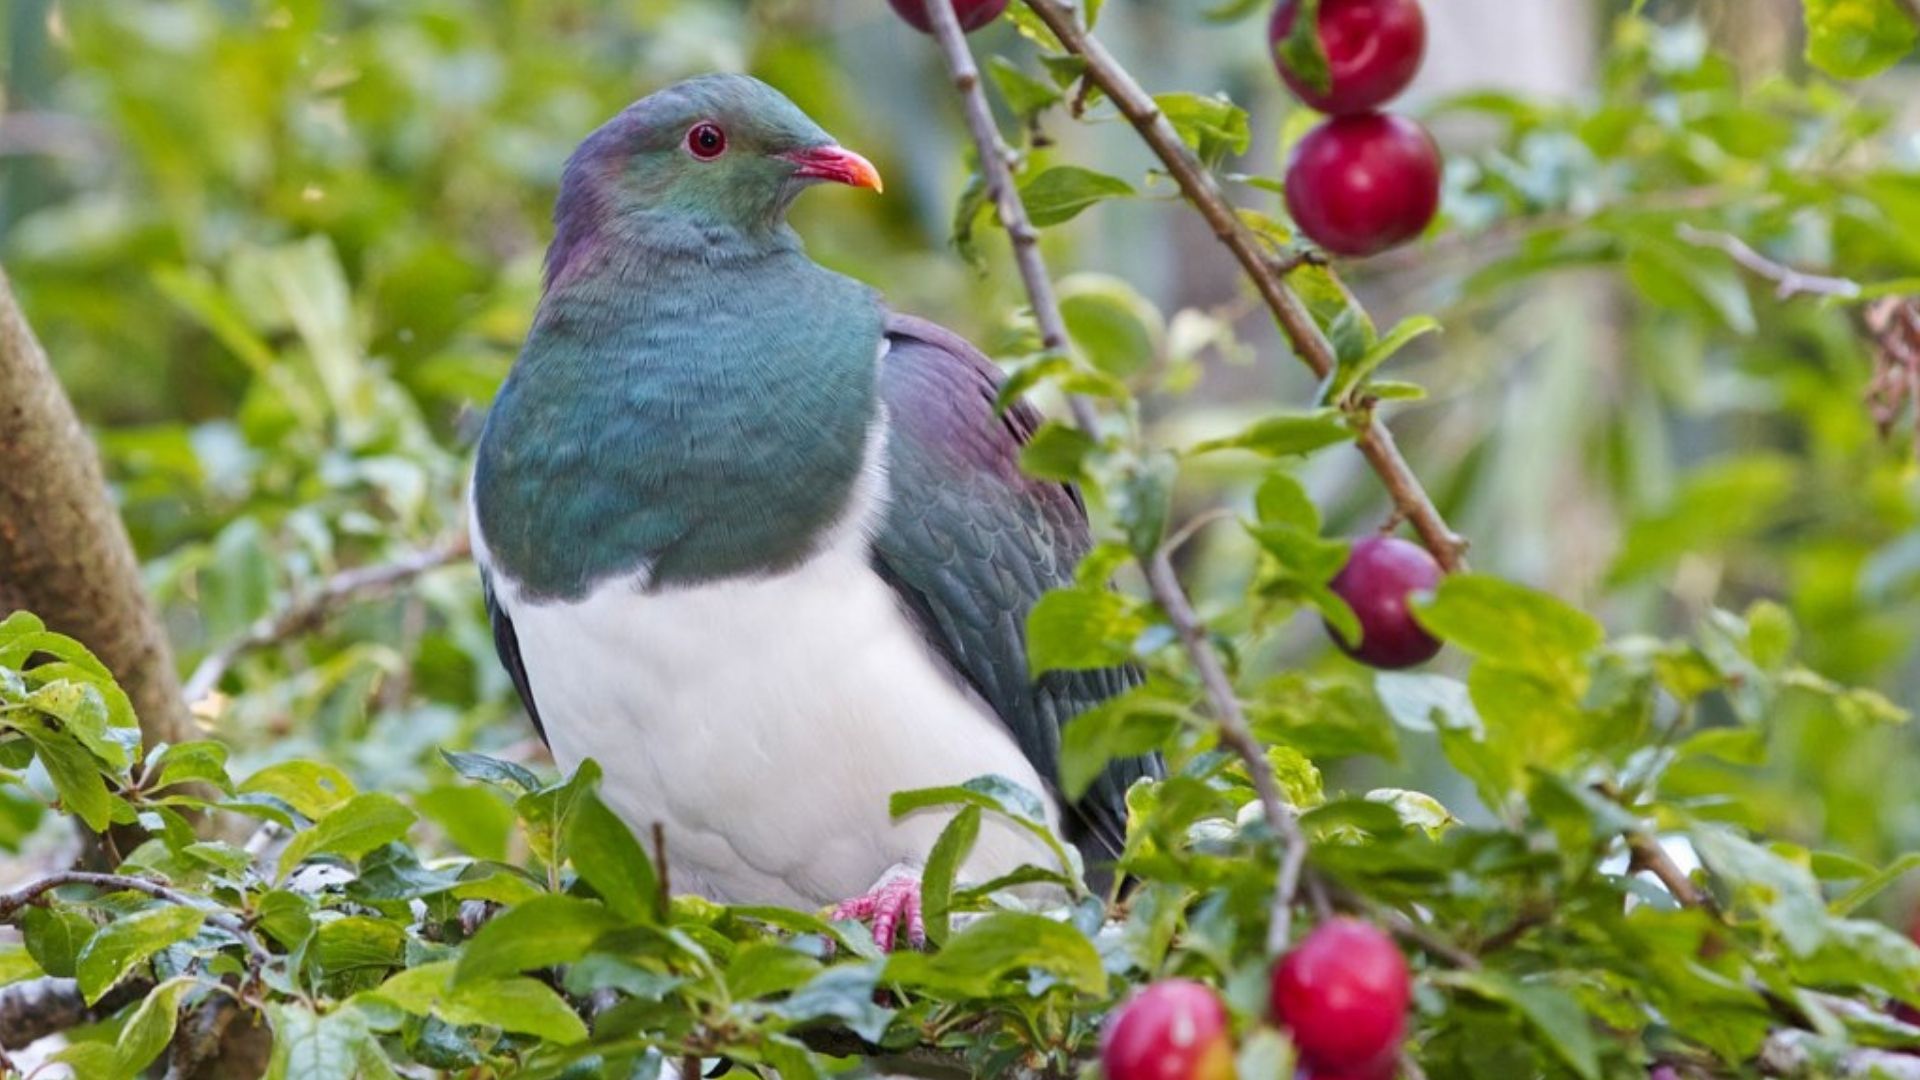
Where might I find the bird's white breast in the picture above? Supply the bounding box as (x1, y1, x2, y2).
(472, 420, 1061, 909)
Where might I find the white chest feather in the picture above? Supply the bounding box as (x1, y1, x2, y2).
(473, 425, 1060, 908)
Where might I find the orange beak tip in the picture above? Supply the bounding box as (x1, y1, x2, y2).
(787, 145, 885, 194)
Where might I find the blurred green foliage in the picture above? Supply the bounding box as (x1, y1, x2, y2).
(7, 0, 1920, 1074)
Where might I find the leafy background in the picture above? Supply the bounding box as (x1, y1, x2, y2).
(5, 0, 1920, 1076)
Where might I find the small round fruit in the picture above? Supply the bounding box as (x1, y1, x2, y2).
(1325, 536, 1443, 669)
(1649, 1067, 1681, 1080)
(1102, 980, 1237, 1080)
(1284, 113, 1440, 257)
(1270, 0, 1427, 115)
(1271, 918, 1411, 1072)
(886, 0, 1009, 34)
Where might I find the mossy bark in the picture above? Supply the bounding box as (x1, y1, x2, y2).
(0, 263, 192, 748)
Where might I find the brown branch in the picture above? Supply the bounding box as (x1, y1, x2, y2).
(1897, 0, 1920, 31)
(0, 976, 151, 1052)
(1142, 546, 1308, 953)
(1017, 0, 1468, 572)
(1624, 830, 1719, 914)
(923, 0, 1099, 437)
(181, 532, 471, 704)
(0, 264, 195, 750)
(1677, 225, 1862, 301)
(924, 0, 1312, 953)
(0, 871, 273, 968)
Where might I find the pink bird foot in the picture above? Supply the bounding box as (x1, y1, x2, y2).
(832, 868, 925, 951)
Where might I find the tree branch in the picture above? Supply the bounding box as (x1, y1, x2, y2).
(1677, 225, 1862, 301)
(923, 0, 1311, 954)
(0, 264, 195, 749)
(0, 870, 273, 969)
(0, 975, 150, 1051)
(181, 533, 471, 705)
(1017, 0, 1468, 572)
(922, 0, 1099, 437)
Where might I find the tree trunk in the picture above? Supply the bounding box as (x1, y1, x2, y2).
(0, 263, 193, 748)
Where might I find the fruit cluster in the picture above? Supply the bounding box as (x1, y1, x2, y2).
(1102, 919, 1413, 1080)
(1272, 0, 1439, 257)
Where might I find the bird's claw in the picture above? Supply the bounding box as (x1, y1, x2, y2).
(832, 870, 925, 951)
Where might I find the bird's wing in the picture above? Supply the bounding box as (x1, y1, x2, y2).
(872, 313, 1162, 867)
(481, 567, 547, 743)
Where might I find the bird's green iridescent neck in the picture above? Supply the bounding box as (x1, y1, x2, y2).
(474, 224, 885, 601)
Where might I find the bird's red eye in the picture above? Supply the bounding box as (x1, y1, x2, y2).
(687, 123, 727, 160)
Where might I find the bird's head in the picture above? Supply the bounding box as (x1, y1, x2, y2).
(548, 74, 882, 283)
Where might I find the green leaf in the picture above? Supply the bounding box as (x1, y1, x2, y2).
(25, 680, 128, 769)
(454, 895, 625, 983)
(1415, 575, 1603, 684)
(240, 760, 357, 820)
(1019, 166, 1135, 227)
(987, 57, 1063, 121)
(564, 784, 657, 923)
(1274, 0, 1330, 93)
(921, 804, 981, 948)
(265, 1002, 381, 1080)
(24, 904, 98, 978)
(884, 911, 1106, 996)
(1832, 852, 1920, 915)
(1027, 588, 1145, 673)
(1019, 421, 1099, 483)
(440, 749, 542, 794)
(725, 942, 824, 1001)
(891, 776, 1077, 885)
(1254, 471, 1321, 532)
(1624, 239, 1756, 335)
(277, 793, 416, 879)
(0, 943, 42, 986)
(1804, 0, 1918, 78)
(24, 726, 116, 831)
(148, 741, 233, 793)
(1155, 92, 1252, 164)
(1060, 689, 1188, 800)
(76, 904, 205, 1004)
(112, 975, 195, 1077)
(1323, 315, 1440, 405)
(1440, 972, 1600, 1080)
(312, 916, 405, 979)
(368, 961, 587, 1044)
(1060, 275, 1162, 377)
(516, 762, 600, 872)
(1188, 408, 1352, 457)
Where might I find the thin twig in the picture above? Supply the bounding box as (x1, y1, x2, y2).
(925, 0, 1311, 954)
(1018, 0, 1468, 572)
(1145, 545, 1308, 954)
(0, 871, 273, 968)
(924, 0, 1100, 437)
(1624, 830, 1718, 914)
(1677, 225, 1862, 301)
(1897, 0, 1920, 31)
(183, 532, 472, 704)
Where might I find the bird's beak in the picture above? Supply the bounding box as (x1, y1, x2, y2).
(783, 145, 885, 193)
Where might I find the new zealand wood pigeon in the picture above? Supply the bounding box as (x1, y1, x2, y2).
(471, 74, 1160, 948)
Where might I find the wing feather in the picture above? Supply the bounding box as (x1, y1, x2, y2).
(873, 313, 1161, 869)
